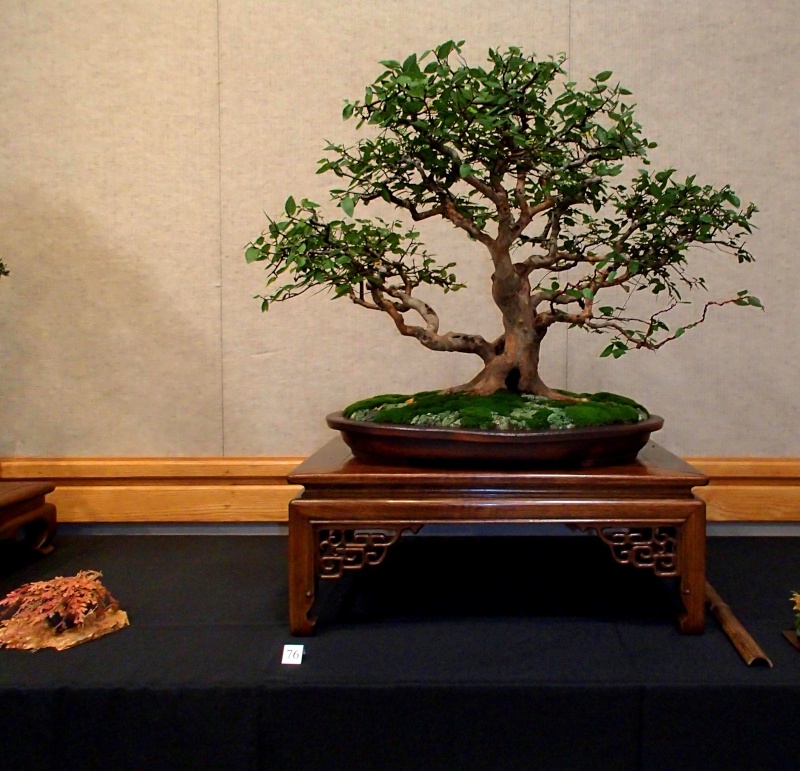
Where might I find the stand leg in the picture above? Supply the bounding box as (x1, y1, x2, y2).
(33, 503, 58, 555)
(288, 504, 317, 636)
(0, 501, 58, 556)
(678, 505, 706, 634)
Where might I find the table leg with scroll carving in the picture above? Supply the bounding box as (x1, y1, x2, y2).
(317, 525, 421, 578)
(288, 502, 317, 636)
(677, 503, 707, 634)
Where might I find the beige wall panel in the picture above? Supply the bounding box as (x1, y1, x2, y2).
(0, 2, 223, 455)
(2, 1, 795, 459)
(565, 0, 799, 455)
(219, 1, 572, 455)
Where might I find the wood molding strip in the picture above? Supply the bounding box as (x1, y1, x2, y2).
(686, 458, 800, 480)
(0, 457, 304, 482)
(1, 456, 798, 523)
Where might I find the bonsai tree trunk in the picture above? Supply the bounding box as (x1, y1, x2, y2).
(449, 324, 563, 398)
(449, 244, 566, 399)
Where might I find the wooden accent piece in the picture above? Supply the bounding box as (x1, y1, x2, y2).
(287, 438, 708, 636)
(0, 481, 57, 554)
(705, 581, 773, 667)
(782, 630, 800, 651)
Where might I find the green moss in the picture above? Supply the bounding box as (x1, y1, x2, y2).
(563, 401, 642, 427)
(342, 389, 648, 431)
(342, 393, 411, 418)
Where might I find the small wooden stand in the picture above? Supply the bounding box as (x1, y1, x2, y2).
(287, 438, 708, 636)
(0, 482, 58, 555)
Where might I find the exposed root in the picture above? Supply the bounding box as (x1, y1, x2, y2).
(531, 386, 587, 404)
(447, 366, 587, 403)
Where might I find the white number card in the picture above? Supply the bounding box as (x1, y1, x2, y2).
(281, 644, 305, 665)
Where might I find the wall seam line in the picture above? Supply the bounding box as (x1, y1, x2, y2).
(565, 0, 572, 392)
(216, 0, 226, 457)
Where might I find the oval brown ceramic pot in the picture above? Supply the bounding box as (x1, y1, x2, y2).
(326, 413, 664, 468)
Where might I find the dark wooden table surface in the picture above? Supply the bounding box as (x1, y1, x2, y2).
(287, 438, 708, 636)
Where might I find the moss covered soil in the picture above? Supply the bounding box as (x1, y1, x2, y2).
(343, 390, 649, 431)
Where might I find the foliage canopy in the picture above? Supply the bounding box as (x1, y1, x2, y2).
(248, 42, 759, 397)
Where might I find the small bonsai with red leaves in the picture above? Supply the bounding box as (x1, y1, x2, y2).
(0, 570, 128, 651)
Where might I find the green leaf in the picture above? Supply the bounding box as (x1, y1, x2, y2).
(285, 196, 296, 216)
(582, 288, 594, 299)
(342, 103, 354, 120)
(747, 296, 763, 308)
(599, 306, 614, 315)
(595, 70, 613, 82)
(628, 261, 640, 275)
(437, 41, 455, 59)
(459, 163, 474, 178)
(245, 246, 262, 263)
(340, 196, 356, 217)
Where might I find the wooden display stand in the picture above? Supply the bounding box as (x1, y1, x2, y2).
(0, 482, 58, 555)
(287, 438, 708, 636)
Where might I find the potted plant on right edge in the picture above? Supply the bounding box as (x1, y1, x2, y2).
(786, 591, 800, 651)
(247, 42, 760, 466)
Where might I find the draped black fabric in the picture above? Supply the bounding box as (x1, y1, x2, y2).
(0, 534, 798, 770)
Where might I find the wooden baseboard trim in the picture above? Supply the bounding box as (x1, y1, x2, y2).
(687, 457, 800, 522)
(1, 456, 798, 523)
(0, 458, 304, 523)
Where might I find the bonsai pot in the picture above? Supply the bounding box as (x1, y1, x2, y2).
(327, 412, 664, 467)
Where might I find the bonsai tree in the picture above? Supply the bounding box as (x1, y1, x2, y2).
(247, 42, 758, 405)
